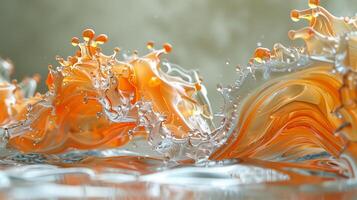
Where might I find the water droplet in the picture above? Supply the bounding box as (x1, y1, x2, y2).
(308, 0, 319, 8)
(71, 37, 80, 46)
(235, 65, 241, 73)
(253, 47, 271, 63)
(114, 47, 121, 53)
(82, 29, 95, 41)
(147, 41, 154, 50)
(163, 43, 172, 53)
(290, 10, 300, 22)
(95, 34, 108, 44)
(216, 84, 223, 92)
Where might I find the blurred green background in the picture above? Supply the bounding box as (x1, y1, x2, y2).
(0, 0, 355, 111)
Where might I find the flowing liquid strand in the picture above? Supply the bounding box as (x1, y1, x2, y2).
(0, 29, 215, 160)
(210, 0, 357, 178)
(0, 0, 357, 198)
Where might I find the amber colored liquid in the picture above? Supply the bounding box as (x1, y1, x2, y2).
(0, 1, 356, 184)
(1, 28, 213, 154)
(211, 65, 348, 160)
(212, 1, 357, 163)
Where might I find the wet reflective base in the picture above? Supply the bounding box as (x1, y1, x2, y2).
(0, 147, 354, 199)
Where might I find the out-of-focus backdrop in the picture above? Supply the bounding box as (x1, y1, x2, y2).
(0, 0, 355, 111)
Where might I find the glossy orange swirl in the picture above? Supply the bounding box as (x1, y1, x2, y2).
(211, 65, 347, 160)
(1, 29, 214, 153)
(212, 0, 357, 162)
(0, 1, 356, 170)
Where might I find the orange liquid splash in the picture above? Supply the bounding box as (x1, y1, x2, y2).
(0, 29, 214, 156)
(211, 0, 357, 176)
(0, 0, 356, 182)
